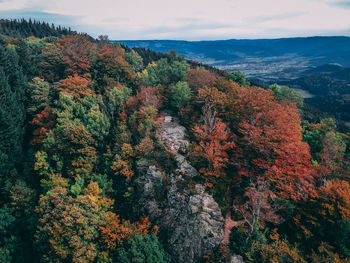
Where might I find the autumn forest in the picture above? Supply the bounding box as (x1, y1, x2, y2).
(0, 19, 349, 263)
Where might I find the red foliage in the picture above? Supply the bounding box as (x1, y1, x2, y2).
(231, 86, 316, 200)
(125, 86, 161, 115)
(57, 35, 93, 77)
(31, 106, 55, 146)
(99, 214, 158, 249)
(193, 104, 235, 183)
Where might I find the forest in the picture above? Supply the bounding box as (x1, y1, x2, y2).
(0, 20, 349, 263)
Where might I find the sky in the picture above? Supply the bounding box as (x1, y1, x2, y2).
(0, 0, 350, 40)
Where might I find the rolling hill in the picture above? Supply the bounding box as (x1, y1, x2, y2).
(119, 36, 350, 80)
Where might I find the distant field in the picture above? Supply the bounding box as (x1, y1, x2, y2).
(118, 36, 350, 80)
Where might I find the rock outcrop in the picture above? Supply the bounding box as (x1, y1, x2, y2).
(230, 255, 244, 263)
(135, 116, 224, 263)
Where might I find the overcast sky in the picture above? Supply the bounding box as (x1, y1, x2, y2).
(0, 0, 350, 40)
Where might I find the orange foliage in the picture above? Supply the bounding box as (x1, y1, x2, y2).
(99, 214, 158, 249)
(184, 68, 217, 91)
(59, 74, 93, 98)
(97, 45, 136, 87)
(134, 137, 155, 157)
(231, 86, 316, 200)
(111, 156, 134, 179)
(319, 179, 350, 219)
(69, 125, 97, 177)
(193, 104, 235, 183)
(110, 143, 134, 179)
(196, 86, 229, 108)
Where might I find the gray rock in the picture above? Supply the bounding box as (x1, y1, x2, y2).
(135, 117, 224, 263)
(134, 163, 163, 218)
(161, 120, 189, 154)
(175, 154, 199, 178)
(230, 255, 244, 263)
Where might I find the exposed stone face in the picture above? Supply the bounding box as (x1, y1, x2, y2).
(134, 163, 163, 218)
(230, 255, 244, 263)
(135, 117, 224, 263)
(166, 184, 224, 262)
(160, 120, 189, 154)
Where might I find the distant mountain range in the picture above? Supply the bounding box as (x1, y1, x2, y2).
(118, 36, 350, 80)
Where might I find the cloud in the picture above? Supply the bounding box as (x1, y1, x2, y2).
(1, 0, 350, 40)
(0, 0, 26, 10)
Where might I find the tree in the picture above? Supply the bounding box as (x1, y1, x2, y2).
(231, 86, 315, 201)
(270, 83, 303, 108)
(31, 106, 55, 147)
(288, 179, 350, 259)
(99, 214, 157, 250)
(35, 185, 113, 263)
(111, 143, 134, 179)
(0, 47, 26, 179)
(226, 71, 249, 86)
(192, 84, 317, 244)
(105, 84, 132, 120)
(114, 234, 170, 263)
(27, 77, 51, 116)
(40, 42, 64, 82)
(68, 125, 97, 178)
(184, 68, 217, 92)
(141, 58, 189, 86)
(59, 74, 93, 99)
(94, 44, 136, 92)
(317, 132, 346, 186)
(249, 229, 306, 263)
(0, 205, 17, 263)
(57, 34, 93, 77)
(170, 81, 191, 112)
(125, 50, 143, 72)
(192, 103, 235, 187)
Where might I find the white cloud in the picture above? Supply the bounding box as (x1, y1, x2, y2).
(1, 0, 350, 39)
(0, 0, 27, 10)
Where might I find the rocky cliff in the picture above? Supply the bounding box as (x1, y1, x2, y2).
(135, 115, 224, 262)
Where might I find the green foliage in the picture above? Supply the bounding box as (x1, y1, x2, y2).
(125, 50, 143, 72)
(333, 219, 350, 257)
(170, 81, 192, 112)
(114, 234, 170, 263)
(27, 77, 51, 115)
(0, 44, 26, 179)
(142, 58, 189, 86)
(0, 19, 77, 38)
(229, 226, 266, 258)
(270, 83, 304, 108)
(55, 93, 110, 146)
(0, 205, 17, 263)
(226, 71, 249, 86)
(40, 42, 64, 82)
(106, 85, 132, 119)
